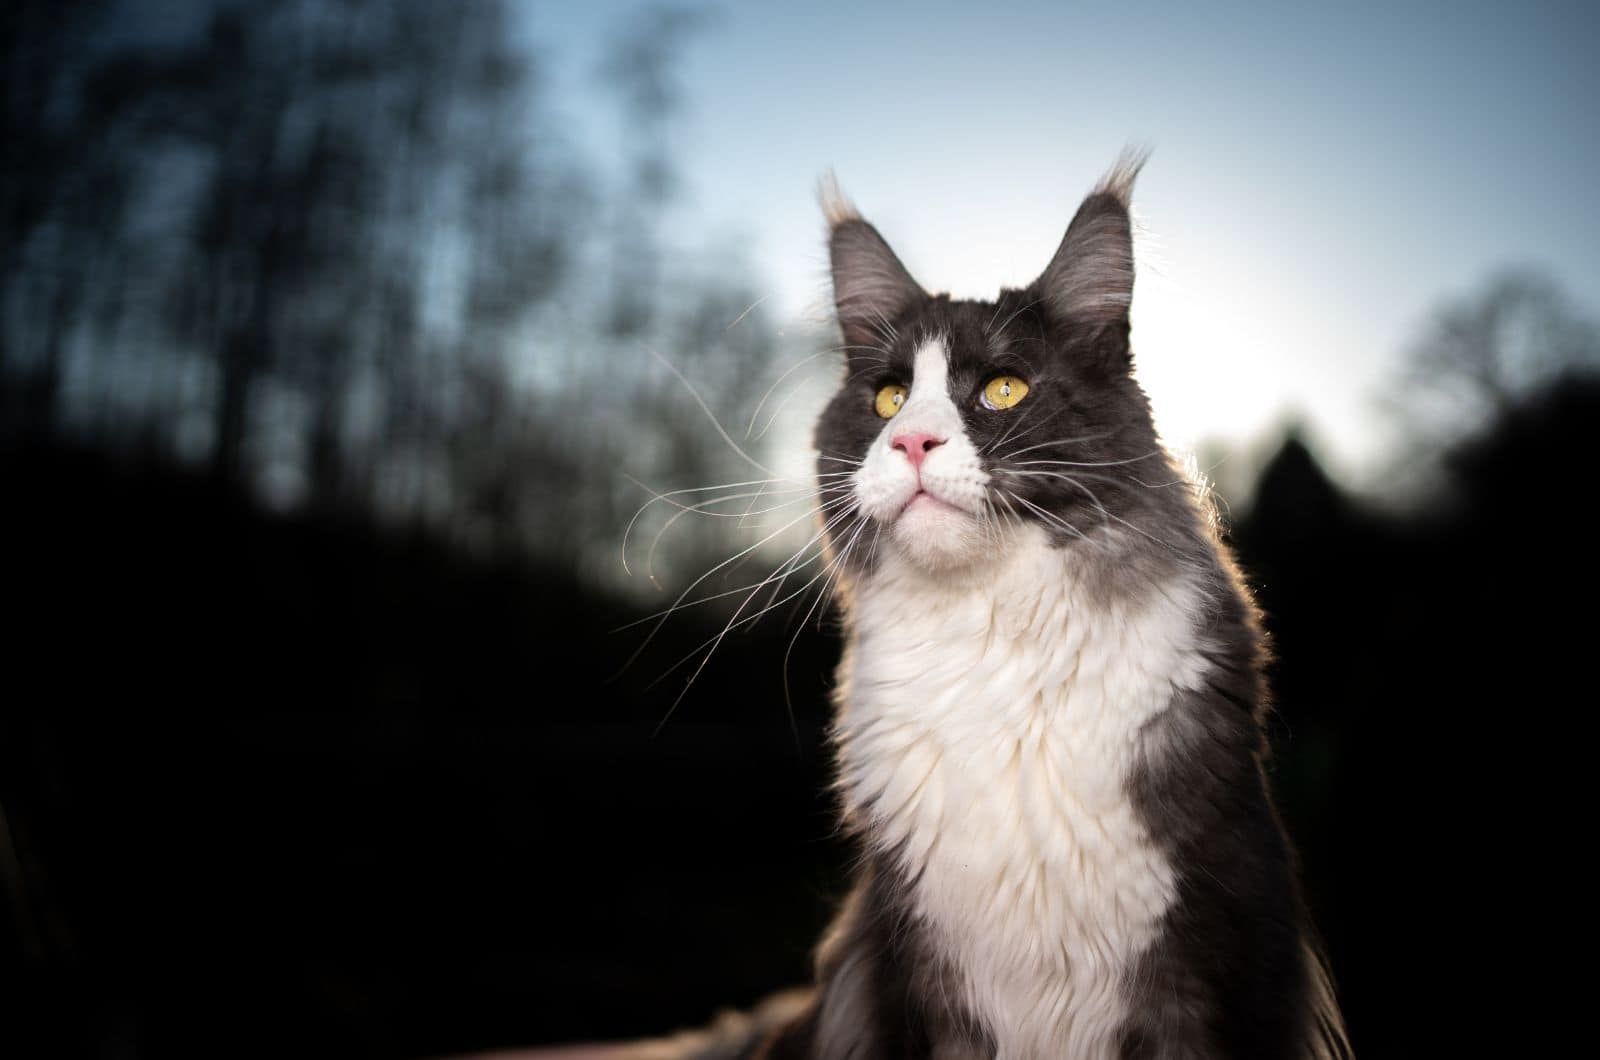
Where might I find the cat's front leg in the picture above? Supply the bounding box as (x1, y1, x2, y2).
(764, 858, 986, 1060)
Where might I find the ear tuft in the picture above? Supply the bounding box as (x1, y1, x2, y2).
(821, 174, 928, 347)
(817, 169, 861, 229)
(1092, 144, 1150, 210)
(1036, 146, 1150, 328)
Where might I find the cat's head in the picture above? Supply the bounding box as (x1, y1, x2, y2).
(815, 152, 1183, 577)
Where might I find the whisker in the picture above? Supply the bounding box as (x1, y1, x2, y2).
(647, 487, 852, 584)
(752, 370, 830, 441)
(989, 296, 1044, 339)
(624, 477, 800, 576)
(649, 506, 864, 733)
(1000, 470, 1183, 555)
(843, 359, 895, 386)
(866, 519, 885, 569)
(1010, 451, 1164, 469)
(724, 294, 768, 332)
(985, 296, 1008, 335)
(1102, 507, 1182, 554)
(617, 499, 855, 676)
(983, 405, 1065, 457)
(647, 344, 778, 478)
(992, 487, 1025, 537)
(1006, 489, 1093, 544)
(980, 489, 999, 540)
(735, 476, 855, 530)
(734, 476, 776, 532)
(745, 501, 865, 620)
(746, 349, 836, 438)
(617, 497, 858, 632)
(622, 473, 828, 576)
(868, 303, 900, 344)
(646, 483, 835, 516)
(1062, 467, 1193, 490)
(995, 431, 1117, 461)
(997, 468, 1116, 520)
(782, 513, 869, 724)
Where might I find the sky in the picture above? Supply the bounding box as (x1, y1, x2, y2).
(532, 0, 1600, 487)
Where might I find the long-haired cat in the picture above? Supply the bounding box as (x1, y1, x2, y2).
(600, 153, 1351, 1060)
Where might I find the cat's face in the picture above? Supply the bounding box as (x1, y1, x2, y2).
(815, 155, 1169, 576)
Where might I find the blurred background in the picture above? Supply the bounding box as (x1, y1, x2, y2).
(3, 1, 1596, 1056)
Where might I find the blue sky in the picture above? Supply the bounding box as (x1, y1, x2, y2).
(533, 0, 1600, 484)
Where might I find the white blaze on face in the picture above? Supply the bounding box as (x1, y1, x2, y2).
(852, 336, 993, 571)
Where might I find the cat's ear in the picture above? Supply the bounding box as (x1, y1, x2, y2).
(820, 173, 928, 349)
(1036, 149, 1147, 330)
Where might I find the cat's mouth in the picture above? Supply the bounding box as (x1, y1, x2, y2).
(885, 486, 988, 569)
(903, 489, 959, 515)
(892, 488, 973, 526)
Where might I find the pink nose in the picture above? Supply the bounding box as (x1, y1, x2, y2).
(891, 431, 945, 471)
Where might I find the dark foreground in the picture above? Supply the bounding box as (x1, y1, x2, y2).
(6, 382, 1595, 1058)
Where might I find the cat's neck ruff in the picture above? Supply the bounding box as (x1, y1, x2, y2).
(835, 526, 1209, 1060)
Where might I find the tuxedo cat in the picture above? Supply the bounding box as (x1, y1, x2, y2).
(620, 154, 1350, 1060)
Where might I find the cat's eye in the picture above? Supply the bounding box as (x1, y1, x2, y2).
(981, 375, 1029, 410)
(874, 383, 908, 419)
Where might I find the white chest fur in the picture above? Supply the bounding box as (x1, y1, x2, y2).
(835, 530, 1208, 1060)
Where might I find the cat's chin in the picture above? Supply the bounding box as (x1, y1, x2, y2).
(888, 493, 989, 571)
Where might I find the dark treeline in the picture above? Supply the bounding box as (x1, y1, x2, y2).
(2, 0, 786, 578)
(4, 2, 1598, 1058)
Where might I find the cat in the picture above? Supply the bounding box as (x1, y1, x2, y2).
(604, 152, 1352, 1060)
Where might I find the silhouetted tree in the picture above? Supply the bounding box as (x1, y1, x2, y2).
(1398, 268, 1600, 450)
(1, 0, 787, 580)
(0, 0, 118, 440)
(597, 4, 715, 338)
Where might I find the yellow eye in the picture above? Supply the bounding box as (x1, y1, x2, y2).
(982, 375, 1029, 410)
(874, 383, 908, 419)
